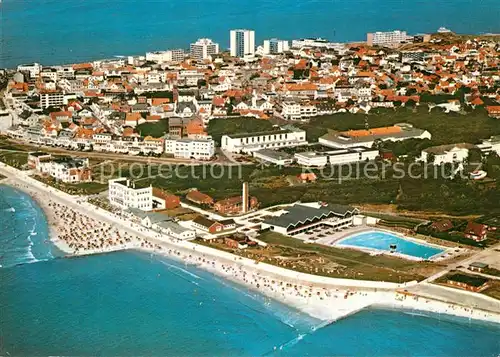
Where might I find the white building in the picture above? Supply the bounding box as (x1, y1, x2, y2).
(108, 178, 153, 211)
(263, 39, 289, 54)
(291, 38, 329, 48)
(164, 137, 215, 160)
(221, 126, 307, 154)
(281, 101, 317, 121)
(295, 147, 378, 167)
(294, 152, 328, 167)
(230, 29, 255, 58)
(420, 144, 475, 165)
(190, 38, 219, 61)
(366, 30, 410, 47)
(319, 124, 431, 149)
(36, 157, 91, 183)
(145, 49, 185, 63)
(252, 149, 294, 166)
(40, 91, 65, 108)
(17, 63, 42, 78)
(477, 136, 500, 156)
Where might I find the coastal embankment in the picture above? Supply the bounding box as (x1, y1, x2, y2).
(1, 162, 500, 324)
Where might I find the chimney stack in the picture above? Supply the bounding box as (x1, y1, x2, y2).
(242, 182, 249, 214)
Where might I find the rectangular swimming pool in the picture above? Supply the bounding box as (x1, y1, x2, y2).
(335, 231, 445, 260)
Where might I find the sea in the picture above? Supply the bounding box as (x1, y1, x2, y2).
(1, 185, 500, 356)
(1, 0, 500, 68)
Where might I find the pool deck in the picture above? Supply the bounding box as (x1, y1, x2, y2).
(299, 225, 464, 262)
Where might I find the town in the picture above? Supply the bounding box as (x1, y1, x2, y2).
(1, 27, 500, 306)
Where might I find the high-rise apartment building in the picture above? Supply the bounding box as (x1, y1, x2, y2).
(263, 39, 289, 54)
(190, 38, 220, 60)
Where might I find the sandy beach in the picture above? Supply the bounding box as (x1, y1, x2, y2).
(2, 162, 500, 325)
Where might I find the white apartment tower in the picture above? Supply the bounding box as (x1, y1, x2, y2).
(230, 29, 255, 58)
(263, 39, 289, 54)
(190, 38, 220, 60)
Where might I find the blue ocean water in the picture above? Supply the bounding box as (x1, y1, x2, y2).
(337, 230, 444, 259)
(1, 0, 500, 68)
(1, 185, 500, 356)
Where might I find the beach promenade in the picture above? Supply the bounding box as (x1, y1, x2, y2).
(1, 162, 500, 324)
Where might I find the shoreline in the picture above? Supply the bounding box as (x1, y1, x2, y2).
(1, 164, 500, 325)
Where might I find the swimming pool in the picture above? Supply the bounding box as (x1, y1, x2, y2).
(335, 231, 445, 260)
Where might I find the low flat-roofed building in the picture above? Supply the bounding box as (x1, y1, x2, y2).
(253, 149, 294, 166)
(294, 151, 328, 167)
(446, 273, 490, 292)
(28, 151, 52, 169)
(261, 203, 359, 236)
(468, 262, 489, 273)
(477, 135, 500, 156)
(295, 147, 378, 167)
(221, 126, 307, 154)
(156, 220, 196, 240)
(319, 123, 430, 149)
(126, 208, 195, 240)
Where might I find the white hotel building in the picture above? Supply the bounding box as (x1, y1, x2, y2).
(221, 126, 307, 154)
(190, 38, 219, 61)
(108, 178, 153, 211)
(164, 137, 215, 160)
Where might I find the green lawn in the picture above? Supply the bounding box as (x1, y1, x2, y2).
(207, 117, 274, 145)
(0, 152, 28, 168)
(300, 107, 500, 145)
(33, 175, 108, 195)
(136, 119, 169, 138)
(254, 231, 431, 282)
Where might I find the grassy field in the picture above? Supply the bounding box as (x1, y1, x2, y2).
(33, 175, 108, 195)
(300, 107, 500, 145)
(207, 117, 274, 145)
(0, 151, 28, 168)
(136, 119, 169, 138)
(245, 231, 438, 282)
(112, 159, 500, 218)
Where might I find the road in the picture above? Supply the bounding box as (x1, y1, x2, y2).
(0, 144, 247, 167)
(422, 240, 500, 283)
